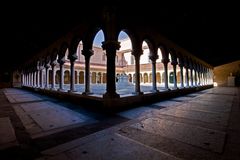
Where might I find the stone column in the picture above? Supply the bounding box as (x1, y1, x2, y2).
(25, 73, 27, 86)
(133, 54, 143, 95)
(150, 57, 158, 92)
(58, 60, 65, 91)
(162, 59, 169, 90)
(31, 72, 34, 87)
(206, 69, 208, 85)
(185, 67, 189, 87)
(172, 63, 178, 89)
(68, 55, 78, 92)
(51, 61, 57, 90)
(25, 73, 28, 86)
(198, 71, 201, 85)
(102, 41, 120, 98)
(24, 73, 27, 86)
(28, 73, 30, 86)
(21, 73, 24, 86)
(26, 73, 28, 86)
(22, 73, 24, 86)
(190, 68, 194, 87)
(25, 74, 27, 86)
(33, 71, 36, 87)
(29, 73, 32, 86)
(34, 71, 36, 87)
(36, 69, 40, 88)
(29, 72, 32, 86)
(35, 71, 38, 87)
(76, 71, 79, 84)
(30, 72, 33, 87)
(82, 49, 93, 95)
(204, 68, 207, 85)
(45, 63, 50, 89)
(40, 67, 44, 88)
(194, 69, 198, 86)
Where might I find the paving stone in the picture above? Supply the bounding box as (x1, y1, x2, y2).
(152, 100, 182, 108)
(160, 108, 229, 126)
(206, 88, 237, 95)
(196, 94, 234, 102)
(4, 93, 42, 103)
(0, 117, 18, 149)
(118, 107, 156, 119)
(20, 102, 91, 131)
(36, 153, 71, 160)
(118, 126, 222, 160)
(64, 133, 181, 160)
(130, 117, 226, 153)
(170, 96, 195, 102)
(189, 100, 232, 109)
(13, 101, 96, 138)
(178, 102, 232, 113)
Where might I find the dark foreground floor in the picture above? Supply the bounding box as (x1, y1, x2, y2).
(0, 87, 239, 160)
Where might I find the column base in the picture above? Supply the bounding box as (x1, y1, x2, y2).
(132, 91, 143, 95)
(68, 90, 77, 93)
(163, 88, 171, 91)
(103, 92, 120, 98)
(82, 91, 93, 95)
(50, 88, 56, 91)
(58, 88, 65, 92)
(151, 89, 159, 93)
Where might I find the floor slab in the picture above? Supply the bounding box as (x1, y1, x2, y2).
(4, 92, 42, 103)
(130, 117, 226, 153)
(118, 107, 156, 119)
(159, 108, 229, 126)
(13, 101, 96, 138)
(42, 132, 181, 160)
(152, 100, 182, 108)
(0, 117, 18, 149)
(196, 94, 234, 102)
(178, 102, 232, 113)
(170, 96, 194, 102)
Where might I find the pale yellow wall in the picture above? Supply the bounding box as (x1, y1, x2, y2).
(213, 60, 240, 86)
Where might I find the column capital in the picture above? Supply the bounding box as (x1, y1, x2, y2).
(81, 49, 94, 57)
(39, 66, 45, 70)
(131, 48, 143, 57)
(171, 61, 178, 66)
(57, 59, 65, 65)
(161, 58, 169, 64)
(149, 55, 158, 62)
(68, 54, 78, 62)
(51, 60, 57, 67)
(44, 63, 50, 69)
(102, 40, 120, 52)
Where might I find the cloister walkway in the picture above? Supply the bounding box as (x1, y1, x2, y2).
(0, 86, 239, 160)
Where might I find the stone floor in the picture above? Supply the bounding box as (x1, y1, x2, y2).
(0, 86, 239, 160)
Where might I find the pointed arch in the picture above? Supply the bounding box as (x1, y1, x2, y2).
(69, 36, 82, 57)
(51, 48, 58, 62)
(58, 42, 69, 61)
(142, 36, 157, 58)
(117, 30, 133, 66)
(82, 27, 105, 50)
(158, 44, 169, 62)
(169, 48, 177, 64)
